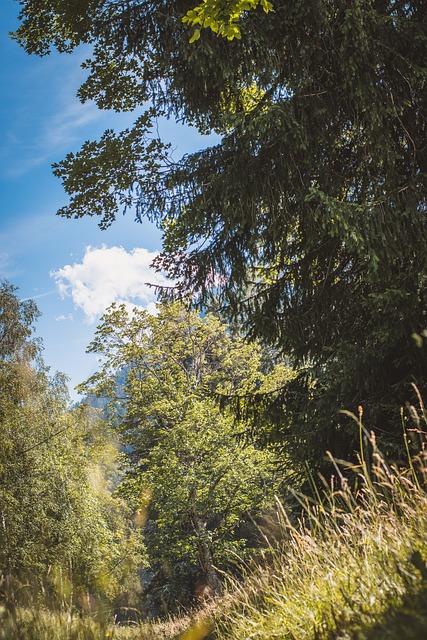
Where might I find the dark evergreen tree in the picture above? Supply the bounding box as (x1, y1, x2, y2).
(13, 1, 427, 463)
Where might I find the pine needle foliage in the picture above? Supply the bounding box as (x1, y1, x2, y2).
(12, 0, 427, 463)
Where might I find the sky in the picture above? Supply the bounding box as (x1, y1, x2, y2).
(0, 1, 215, 401)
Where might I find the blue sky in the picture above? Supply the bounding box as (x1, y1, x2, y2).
(1, 1, 214, 401)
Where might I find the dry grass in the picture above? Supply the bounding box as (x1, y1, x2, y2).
(4, 406, 427, 640)
(210, 407, 427, 639)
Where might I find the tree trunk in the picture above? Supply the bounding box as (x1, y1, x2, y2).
(189, 488, 220, 596)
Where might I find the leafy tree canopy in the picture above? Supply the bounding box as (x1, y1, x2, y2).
(0, 281, 142, 607)
(13, 1, 427, 458)
(182, 0, 273, 42)
(79, 302, 287, 612)
(0, 279, 40, 361)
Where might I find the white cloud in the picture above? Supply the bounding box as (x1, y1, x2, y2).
(6, 101, 103, 178)
(43, 101, 101, 150)
(3, 46, 136, 179)
(55, 313, 74, 322)
(20, 290, 56, 302)
(0, 252, 11, 274)
(51, 245, 169, 322)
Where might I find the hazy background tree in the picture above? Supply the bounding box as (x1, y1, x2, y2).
(0, 280, 142, 612)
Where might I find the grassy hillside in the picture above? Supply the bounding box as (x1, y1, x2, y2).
(210, 413, 427, 639)
(4, 411, 427, 640)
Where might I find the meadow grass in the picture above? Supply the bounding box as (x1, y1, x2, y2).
(211, 407, 427, 639)
(0, 604, 215, 640)
(4, 406, 427, 639)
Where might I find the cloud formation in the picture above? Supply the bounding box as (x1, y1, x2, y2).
(6, 101, 103, 178)
(52, 245, 169, 322)
(55, 314, 74, 322)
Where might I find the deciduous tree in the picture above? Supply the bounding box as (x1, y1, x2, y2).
(0, 281, 142, 608)
(80, 302, 284, 612)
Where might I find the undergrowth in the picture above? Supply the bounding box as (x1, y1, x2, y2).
(4, 400, 427, 640)
(211, 401, 427, 639)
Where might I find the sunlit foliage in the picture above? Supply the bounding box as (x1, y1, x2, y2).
(0, 281, 142, 610)
(80, 302, 286, 613)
